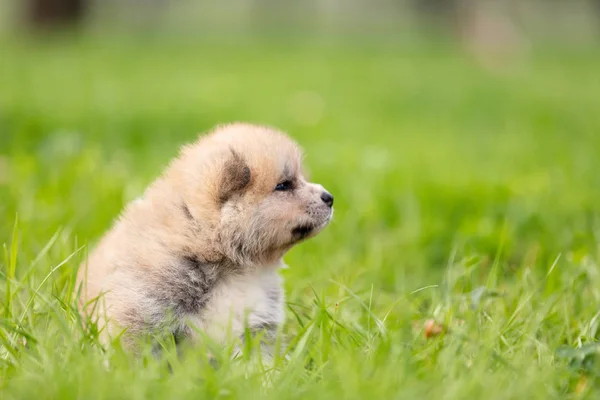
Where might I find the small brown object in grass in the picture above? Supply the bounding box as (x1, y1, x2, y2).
(423, 319, 445, 338)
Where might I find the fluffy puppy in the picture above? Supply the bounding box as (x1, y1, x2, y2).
(76, 123, 333, 356)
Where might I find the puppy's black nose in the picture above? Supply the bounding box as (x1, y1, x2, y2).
(320, 191, 334, 207)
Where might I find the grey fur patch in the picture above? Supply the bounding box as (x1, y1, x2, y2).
(161, 254, 220, 315)
(264, 285, 282, 305)
(181, 202, 194, 220)
(130, 254, 222, 338)
(250, 321, 278, 335)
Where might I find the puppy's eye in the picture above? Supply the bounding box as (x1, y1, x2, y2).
(275, 180, 293, 192)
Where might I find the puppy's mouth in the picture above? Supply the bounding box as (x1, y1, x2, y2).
(292, 224, 314, 240)
(291, 214, 332, 242)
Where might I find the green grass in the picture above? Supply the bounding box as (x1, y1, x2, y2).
(2, 33, 600, 399)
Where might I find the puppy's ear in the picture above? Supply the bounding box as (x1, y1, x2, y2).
(219, 148, 251, 203)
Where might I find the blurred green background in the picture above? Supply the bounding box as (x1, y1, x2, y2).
(2, 1, 600, 398)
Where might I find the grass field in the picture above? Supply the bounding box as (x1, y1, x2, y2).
(1, 33, 600, 399)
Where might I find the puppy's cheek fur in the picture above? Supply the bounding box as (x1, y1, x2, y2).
(268, 201, 303, 225)
(218, 203, 274, 264)
(218, 205, 250, 261)
(220, 193, 330, 264)
(261, 201, 309, 240)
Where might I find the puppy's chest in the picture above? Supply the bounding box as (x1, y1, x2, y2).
(187, 267, 285, 340)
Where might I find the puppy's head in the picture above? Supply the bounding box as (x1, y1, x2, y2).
(178, 123, 333, 266)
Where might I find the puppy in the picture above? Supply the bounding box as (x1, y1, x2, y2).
(76, 123, 333, 358)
